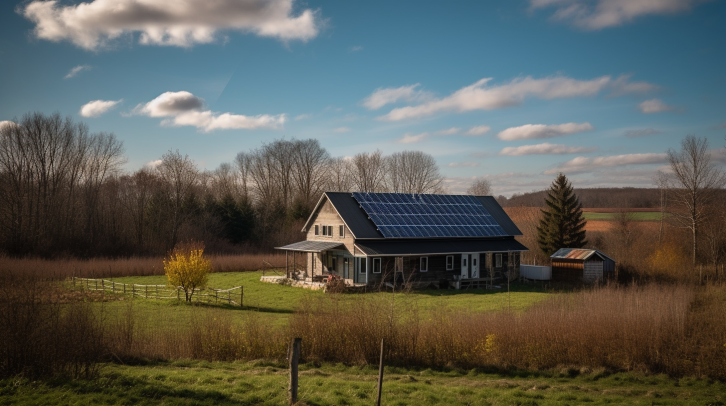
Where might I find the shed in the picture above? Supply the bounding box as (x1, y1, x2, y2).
(550, 248, 615, 284)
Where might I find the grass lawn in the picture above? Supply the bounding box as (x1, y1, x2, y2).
(2, 360, 724, 406)
(582, 212, 663, 221)
(94, 272, 552, 328)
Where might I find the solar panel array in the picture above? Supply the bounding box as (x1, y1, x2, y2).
(351, 192, 508, 238)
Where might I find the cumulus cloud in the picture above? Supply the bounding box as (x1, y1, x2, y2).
(377, 75, 654, 121)
(145, 159, 163, 169)
(497, 122, 594, 141)
(435, 127, 460, 135)
(132, 91, 285, 132)
(499, 143, 597, 156)
(362, 84, 432, 110)
(447, 162, 480, 168)
(638, 98, 675, 114)
(21, 0, 320, 51)
(0, 121, 17, 130)
(333, 127, 350, 133)
(544, 152, 668, 175)
(398, 132, 429, 144)
(624, 128, 661, 138)
(464, 125, 491, 136)
(530, 0, 709, 30)
(79, 99, 122, 117)
(64, 64, 91, 79)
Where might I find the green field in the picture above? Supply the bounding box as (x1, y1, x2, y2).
(3, 360, 724, 406)
(582, 212, 663, 221)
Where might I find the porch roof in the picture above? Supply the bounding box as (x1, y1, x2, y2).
(275, 240, 345, 253)
(355, 238, 528, 256)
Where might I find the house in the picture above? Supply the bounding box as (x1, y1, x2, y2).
(275, 192, 528, 288)
(550, 248, 615, 284)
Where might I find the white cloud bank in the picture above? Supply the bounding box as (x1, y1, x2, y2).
(0, 121, 17, 130)
(375, 75, 654, 121)
(398, 132, 429, 144)
(80, 99, 122, 117)
(133, 91, 285, 132)
(362, 84, 432, 110)
(21, 0, 320, 50)
(545, 152, 668, 174)
(530, 0, 710, 30)
(499, 143, 597, 156)
(64, 64, 91, 79)
(497, 122, 594, 141)
(464, 125, 491, 136)
(639, 98, 675, 114)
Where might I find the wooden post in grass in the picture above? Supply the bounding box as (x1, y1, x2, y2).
(289, 337, 301, 405)
(377, 338, 384, 406)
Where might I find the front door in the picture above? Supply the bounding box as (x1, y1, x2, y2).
(471, 253, 480, 278)
(461, 255, 469, 279)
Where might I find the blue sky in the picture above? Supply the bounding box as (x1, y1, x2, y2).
(1, 0, 725, 196)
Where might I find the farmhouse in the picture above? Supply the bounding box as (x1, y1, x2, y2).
(275, 192, 527, 288)
(550, 248, 615, 284)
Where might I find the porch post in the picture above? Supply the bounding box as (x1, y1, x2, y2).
(286, 251, 289, 278)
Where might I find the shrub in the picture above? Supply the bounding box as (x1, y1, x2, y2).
(164, 241, 212, 301)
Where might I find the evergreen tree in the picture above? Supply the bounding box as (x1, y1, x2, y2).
(537, 173, 587, 256)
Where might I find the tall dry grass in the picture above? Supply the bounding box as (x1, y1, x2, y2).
(0, 253, 286, 280)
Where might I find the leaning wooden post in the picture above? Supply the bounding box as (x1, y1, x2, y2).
(377, 338, 384, 406)
(289, 337, 302, 405)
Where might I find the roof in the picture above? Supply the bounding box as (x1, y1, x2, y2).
(302, 192, 522, 240)
(356, 238, 528, 256)
(550, 248, 614, 262)
(275, 240, 345, 252)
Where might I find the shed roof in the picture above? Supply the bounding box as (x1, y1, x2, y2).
(550, 248, 614, 262)
(275, 240, 344, 252)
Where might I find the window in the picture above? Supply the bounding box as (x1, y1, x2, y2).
(420, 257, 428, 272)
(463, 258, 468, 267)
(473, 258, 477, 267)
(446, 255, 454, 270)
(359, 258, 367, 274)
(321, 225, 334, 237)
(372, 258, 382, 273)
(495, 254, 502, 268)
(314, 225, 319, 235)
(339, 225, 345, 238)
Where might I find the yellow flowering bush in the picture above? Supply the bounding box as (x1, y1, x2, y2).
(164, 241, 211, 302)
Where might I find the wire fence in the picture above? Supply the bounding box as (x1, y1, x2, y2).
(71, 277, 243, 306)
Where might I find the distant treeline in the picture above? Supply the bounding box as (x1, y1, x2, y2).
(0, 113, 445, 258)
(499, 187, 661, 208)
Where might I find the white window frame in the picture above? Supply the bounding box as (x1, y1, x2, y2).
(446, 255, 454, 270)
(420, 257, 428, 272)
(495, 253, 502, 268)
(339, 225, 345, 238)
(321, 225, 333, 237)
(372, 258, 382, 274)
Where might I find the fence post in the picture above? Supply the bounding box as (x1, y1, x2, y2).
(289, 337, 301, 405)
(376, 338, 384, 406)
(132, 284, 135, 298)
(123, 283, 126, 295)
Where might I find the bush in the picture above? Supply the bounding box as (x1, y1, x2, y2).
(164, 241, 211, 301)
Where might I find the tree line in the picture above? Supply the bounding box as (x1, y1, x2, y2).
(0, 112, 446, 257)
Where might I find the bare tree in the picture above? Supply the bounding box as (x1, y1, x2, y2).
(351, 150, 386, 193)
(157, 150, 199, 249)
(467, 178, 492, 196)
(385, 151, 443, 194)
(327, 157, 353, 192)
(667, 135, 726, 266)
(291, 139, 330, 209)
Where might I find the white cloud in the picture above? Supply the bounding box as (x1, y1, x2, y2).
(464, 125, 491, 136)
(530, 0, 709, 30)
(333, 127, 350, 133)
(447, 162, 480, 168)
(398, 132, 429, 144)
(294, 114, 311, 120)
(544, 152, 668, 175)
(362, 84, 432, 110)
(145, 159, 163, 169)
(379, 76, 611, 121)
(499, 143, 597, 156)
(0, 120, 17, 130)
(497, 122, 594, 141)
(624, 128, 661, 138)
(132, 91, 285, 132)
(21, 0, 320, 51)
(435, 127, 460, 135)
(638, 98, 675, 114)
(609, 74, 659, 96)
(64, 64, 91, 79)
(79, 99, 122, 117)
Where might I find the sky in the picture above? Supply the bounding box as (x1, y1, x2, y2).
(1, 0, 725, 196)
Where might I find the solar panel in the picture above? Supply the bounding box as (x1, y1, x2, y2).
(352, 192, 508, 238)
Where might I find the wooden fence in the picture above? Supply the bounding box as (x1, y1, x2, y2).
(71, 277, 243, 307)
